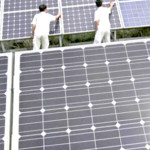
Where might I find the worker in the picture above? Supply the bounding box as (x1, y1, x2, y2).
(31, 4, 61, 50)
(94, 0, 115, 44)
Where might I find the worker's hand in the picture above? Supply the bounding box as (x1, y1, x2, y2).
(56, 12, 61, 20)
(109, 1, 115, 11)
(30, 34, 34, 38)
(110, 1, 115, 7)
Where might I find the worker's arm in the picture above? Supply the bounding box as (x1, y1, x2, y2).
(31, 24, 36, 38)
(109, 1, 115, 11)
(95, 20, 99, 33)
(55, 12, 61, 20)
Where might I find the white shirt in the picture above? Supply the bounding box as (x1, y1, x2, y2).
(94, 7, 111, 30)
(31, 12, 56, 36)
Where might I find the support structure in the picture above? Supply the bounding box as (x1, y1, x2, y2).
(59, 35, 63, 47)
(113, 30, 117, 41)
(111, 30, 117, 42)
(1, 41, 6, 52)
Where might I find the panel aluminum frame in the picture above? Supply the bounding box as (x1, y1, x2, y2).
(0, 53, 13, 150)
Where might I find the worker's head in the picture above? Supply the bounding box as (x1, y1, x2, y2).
(96, 0, 103, 7)
(39, 4, 47, 12)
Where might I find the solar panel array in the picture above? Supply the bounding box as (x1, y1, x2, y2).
(12, 39, 150, 150)
(0, 53, 12, 150)
(1, 0, 121, 40)
(1, 0, 150, 40)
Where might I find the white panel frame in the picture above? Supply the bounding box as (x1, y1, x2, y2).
(0, 0, 4, 40)
(0, 53, 13, 150)
(12, 52, 21, 150)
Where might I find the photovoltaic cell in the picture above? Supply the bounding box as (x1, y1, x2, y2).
(119, 0, 150, 28)
(13, 39, 150, 150)
(0, 53, 12, 150)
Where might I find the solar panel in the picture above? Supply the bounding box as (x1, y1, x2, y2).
(61, 0, 114, 6)
(2, 0, 60, 40)
(13, 39, 150, 150)
(61, 0, 95, 6)
(62, 3, 122, 34)
(2, 9, 60, 40)
(0, 53, 12, 150)
(1, 0, 122, 40)
(4, 0, 58, 12)
(119, 0, 150, 28)
(1, 0, 150, 40)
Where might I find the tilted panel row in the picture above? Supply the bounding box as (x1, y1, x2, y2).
(2, 0, 121, 40)
(12, 39, 150, 150)
(1, 0, 150, 40)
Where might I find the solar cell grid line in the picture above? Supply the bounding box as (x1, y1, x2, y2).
(103, 45, 123, 149)
(59, 49, 71, 150)
(0, 0, 4, 40)
(82, 48, 97, 149)
(105, 42, 148, 149)
(84, 39, 150, 149)
(119, 0, 150, 28)
(63, 48, 96, 150)
(0, 53, 12, 150)
(123, 41, 150, 149)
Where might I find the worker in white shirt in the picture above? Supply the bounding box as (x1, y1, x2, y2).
(31, 4, 61, 50)
(94, 0, 115, 44)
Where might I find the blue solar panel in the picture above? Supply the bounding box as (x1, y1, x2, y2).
(2, 0, 60, 40)
(4, 0, 58, 12)
(2, 9, 60, 40)
(61, 0, 113, 6)
(2, 0, 122, 40)
(62, 3, 121, 34)
(119, 0, 150, 28)
(1, 0, 150, 40)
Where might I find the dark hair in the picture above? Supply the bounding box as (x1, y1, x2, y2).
(39, 4, 47, 12)
(96, 0, 102, 7)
